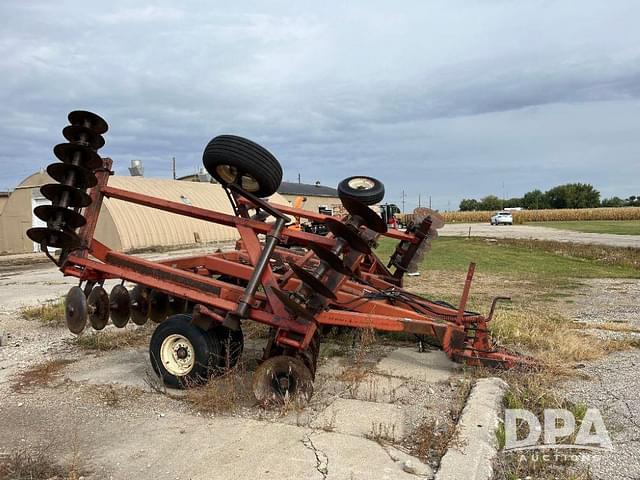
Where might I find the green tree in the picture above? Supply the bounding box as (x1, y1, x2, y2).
(522, 189, 549, 210)
(546, 183, 600, 209)
(459, 198, 480, 211)
(478, 195, 503, 211)
(601, 196, 625, 207)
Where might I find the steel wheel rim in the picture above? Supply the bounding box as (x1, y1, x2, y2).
(215, 165, 260, 192)
(160, 334, 195, 376)
(347, 177, 375, 190)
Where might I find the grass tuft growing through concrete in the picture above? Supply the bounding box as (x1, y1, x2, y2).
(20, 298, 65, 326)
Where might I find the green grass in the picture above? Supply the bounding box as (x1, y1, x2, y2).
(530, 220, 640, 235)
(375, 236, 640, 279)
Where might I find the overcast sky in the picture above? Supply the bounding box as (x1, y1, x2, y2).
(1, 1, 639, 211)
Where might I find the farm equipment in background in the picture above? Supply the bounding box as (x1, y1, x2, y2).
(27, 111, 532, 405)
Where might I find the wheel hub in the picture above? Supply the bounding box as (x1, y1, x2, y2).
(160, 334, 195, 376)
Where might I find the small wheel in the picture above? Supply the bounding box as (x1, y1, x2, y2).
(252, 355, 314, 406)
(211, 325, 244, 369)
(337, 176, 385, 205)
(150, 314, 221, 389)
(202, 135, 282, 198)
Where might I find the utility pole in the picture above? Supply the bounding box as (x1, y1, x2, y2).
(172, 157, 176, 180)
(401, 190, 406, 213)
(429, 195, 432, 209)
(298, 173, 301, 184)
(418, 194, 421, 208)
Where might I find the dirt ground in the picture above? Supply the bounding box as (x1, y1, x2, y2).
(441, 223, 640, 248)
(1, 247, 639, 479)
(0, 258, 462, 480)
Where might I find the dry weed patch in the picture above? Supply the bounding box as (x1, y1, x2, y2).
(20, 298, 65, 326)
(75, 326, 151, 351)
(11, 358, 74, 393)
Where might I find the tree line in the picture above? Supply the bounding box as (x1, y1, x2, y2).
(459, 183, 640, 211)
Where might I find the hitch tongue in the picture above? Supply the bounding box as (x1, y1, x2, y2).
(487, 296, 512, 321)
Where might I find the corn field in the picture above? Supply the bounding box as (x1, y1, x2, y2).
(399, 207, 640, 225)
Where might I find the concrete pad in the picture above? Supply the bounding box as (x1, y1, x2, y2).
(310, 431, 424, 480)
(376, 349, 457, 382)
(312, 398, 406, 439)
(93, 415, 321, 480)
(64, 349, 153, 389)
(385, 445, 434, 478)
(435, 377, 507, 480)
(345, 374, 408, 403)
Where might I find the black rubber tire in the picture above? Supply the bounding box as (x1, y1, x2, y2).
(149, 314, 221, 389)
(202, 135, 282, 198)
(337, 176, 385, 205)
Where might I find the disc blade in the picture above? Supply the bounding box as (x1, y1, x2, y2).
(62, 125, 105, 150)
(252, 355, 313, 406)
(340, 197, 387, 233)
(87, 286, 109, 330)
(40, 183, 92, 208)
(324, 218, 371, 254)
(288, 263, 337, 300)
(47, 162, 97, 189)
(34, 205, 86, 229)
(109, 284, 131, 327)
(65, 286, 87, 335)
(26, 227, 80, 249)
(68, 110, 109, 134)
(413, 207, 445, 229)
(168, 296, 187, 315)
(308, 244, 353, 276)
(129, 285, 149, 325)
(53, 143, 102, 170)
(148, 290, 169, 323)
(270, 288, 316, 321)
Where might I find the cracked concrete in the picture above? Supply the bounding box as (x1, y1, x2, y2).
(0, 257, 454, 479)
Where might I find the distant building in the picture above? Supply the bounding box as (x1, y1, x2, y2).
(277, 181, 342, 216)
(178, 173, 343, 216)
(0, 191, 9, 215)
(0, 171, 287, 254)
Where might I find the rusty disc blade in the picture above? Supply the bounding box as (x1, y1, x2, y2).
(53, 143, 102, 170)
(270, 288, 316, 321)
(68, 110, 109, 134)
(34, 205, 86, 229)
(148, 290, 169, 323)
(252, 355, 314, 406)
(65, 286, 87, 335)
(62, 125, 105, 150)
(40, 183, 92, 208)
(288, 263, 337, 300)
(324, 218, 371, 254)
(88, 286, 110, 330)
(413, 207, 445, 229)
(340, 197, 387, 233)
(26, 227, 80, 250)
(130, 285, 150, 325)
(168, 296, 187, 315)
(308, 244, 353, 276)
(47, 162, 98, 189)
(110, 284, 131, 327)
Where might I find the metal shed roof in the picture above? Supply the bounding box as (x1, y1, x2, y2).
(277, 181, 338, 197)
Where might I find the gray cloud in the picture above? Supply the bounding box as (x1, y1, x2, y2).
(1, 0, 639, 211)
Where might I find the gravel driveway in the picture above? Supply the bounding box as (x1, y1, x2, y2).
(562, 279, 640, 480)
(440, 223, 640, 248)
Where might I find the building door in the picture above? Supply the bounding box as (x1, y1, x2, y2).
(31, 193, 52, 252)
